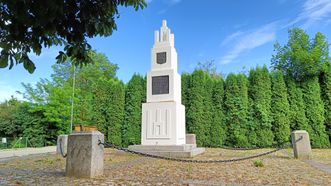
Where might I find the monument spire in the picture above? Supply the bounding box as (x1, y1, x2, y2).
(154, 20, 174, 47)
(128, 20, 205, 157)
(143, 20, 184, 145)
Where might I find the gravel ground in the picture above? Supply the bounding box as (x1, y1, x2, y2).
(0, 148, 330, 185)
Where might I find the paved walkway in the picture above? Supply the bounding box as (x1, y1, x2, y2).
(280, 149, 331, 174)
(304, 160, 331, 174)
(0, 146, 56, 160)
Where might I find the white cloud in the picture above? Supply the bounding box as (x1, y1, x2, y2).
(219, 0, 331, 65)
(290, 0, 331, 28)
(220, 22, 277, 64)
(220, 31, 244, 47)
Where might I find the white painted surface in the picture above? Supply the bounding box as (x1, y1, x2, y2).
(142, 20, 185, 146)
(142, 102, 185, 145)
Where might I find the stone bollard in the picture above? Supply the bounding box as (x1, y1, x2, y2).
(66, 131, 104, 178)
(291, 130, 312, 160)
(186, 134, 196, 145)
(56, 135, 68, 156)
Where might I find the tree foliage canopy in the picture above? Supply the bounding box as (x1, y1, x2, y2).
(248, 66, 273, 146)
(0, 0, 146, 73)
(224, 73, 249, 147)
(301, 77, 329, 148)
(272, 28, 331, 81)
(270, 70, 290, 145)
(122, 74, 145, 147)
(320, 66, 331, 141)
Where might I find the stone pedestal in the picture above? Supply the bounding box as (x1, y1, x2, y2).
(56, 135, 68, 156)
(291, 130, 312, 160)
(141, 102, 185, 145)
(129, 144, 205, 158)
(66, 131, 104, 178)
(186, 134, 196, 145)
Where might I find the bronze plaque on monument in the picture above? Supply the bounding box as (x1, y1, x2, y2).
(156, 52, 167, 64)
(152, 75, 169, 95)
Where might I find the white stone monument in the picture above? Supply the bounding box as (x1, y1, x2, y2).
(129, 20, 204, 157)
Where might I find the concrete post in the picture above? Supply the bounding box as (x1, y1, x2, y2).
(291, 130, 312, 160)
(186, 134, 196, 145)
(56, 135, 68, 156)
(66, 131, 104, 178)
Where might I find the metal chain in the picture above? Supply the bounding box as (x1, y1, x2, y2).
(98, 136, 303, 163)
(59, 138, 67, 158)
(213, 142, 290, 151)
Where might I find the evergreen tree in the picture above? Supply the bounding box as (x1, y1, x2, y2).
(224, 73, 249, 147)
(248, 66, 273, 146)
(270, 71, 291, 145)
(210, 76, 226, 146)
(75, 52, 118, 125)
(186, 70, 211, 146)
(92, 80, 108, 136)
(320, 66, 331, 142)
(204, 73, 214, 146)
(93, 79, 125, 145)
(181, 73, 192, 133)
(0, 97, 23, 138)
(301, 77, 330, 147)
(181, 73, 191, 111)
(286, 78, 310, 131)
(21, 103, 47, 147)
(122, 74, 145, 147)
(107, 80, 125, 145)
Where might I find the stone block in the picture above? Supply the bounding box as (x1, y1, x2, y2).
(186, 134, 196, 145)
(66, 131, 104, 178)
(291, 130, 312, 160)
(128, 144, 205, 158)
(56, 135, 68, 156)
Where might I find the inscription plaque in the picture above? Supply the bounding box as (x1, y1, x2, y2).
(156, 52, 167, 64)
(152, 75, 169, 95)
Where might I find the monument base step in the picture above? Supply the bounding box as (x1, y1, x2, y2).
(128, 144, 205, 158)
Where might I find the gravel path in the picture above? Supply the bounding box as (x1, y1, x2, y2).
(0, 146, 56, 160)
(0, 148, 330, 185)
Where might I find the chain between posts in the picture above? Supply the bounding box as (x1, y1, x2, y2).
(98, 136, 303, 163)
(213, 142, 290, 151)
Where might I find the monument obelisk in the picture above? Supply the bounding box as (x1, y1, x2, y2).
(129, 20, 204, 157)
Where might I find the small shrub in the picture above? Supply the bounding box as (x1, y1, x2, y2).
(187, 164, 193, 174)
(253, 159, 264, 167)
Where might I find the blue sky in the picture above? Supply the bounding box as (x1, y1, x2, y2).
(1, 0, 331, 101)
